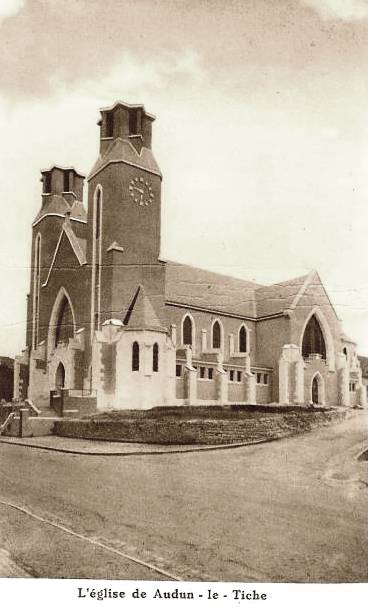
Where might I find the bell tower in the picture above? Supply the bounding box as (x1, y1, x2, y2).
(87, 101, 165, 336)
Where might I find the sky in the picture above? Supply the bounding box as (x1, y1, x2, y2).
(1, 0, 368, 356)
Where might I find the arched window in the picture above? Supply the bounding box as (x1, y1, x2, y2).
(183, 315, 193, 346)
(92, 186, 103, 334)
(95, 189, 101, 240)
(343, 347, 348, 356)
(55, 296, 74, 347)
(153, 343, 159, 372)
(212, 320, 221, 349)
(302, 315, 326, 360)
(239, 325, 247, 353)
(48, 288, 76, 355)
(33, 233, 42, 348)
(132, 341, 140, 371)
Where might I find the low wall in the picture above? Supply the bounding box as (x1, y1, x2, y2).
(4, 414, 57, 437)
(0, 404, 13, 425)
(54, 407, 351, 445)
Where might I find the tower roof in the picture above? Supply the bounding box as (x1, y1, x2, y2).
(88, 137, 161, 180)
(32, 195, 87, 226)
(40, 165, 86, 179)
(124, 285, 166, 332)
(97, 101, 156, 124)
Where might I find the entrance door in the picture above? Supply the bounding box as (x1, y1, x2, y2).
(312, 376, 319, 404)
(55, 362, 65, 390)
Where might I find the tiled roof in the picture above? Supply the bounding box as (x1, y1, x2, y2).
(88, 138, 161, 179)
(255, 273, 312, 317)
(124, 285, 166, 331)
(164, 261, 263, 318)
(32, 195, 87, 224)
(164, 263, 331, 320)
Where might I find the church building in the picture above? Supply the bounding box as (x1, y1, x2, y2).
(13, 101, 366, 412)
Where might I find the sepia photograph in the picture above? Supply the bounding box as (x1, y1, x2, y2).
(0, 0, 367, 601)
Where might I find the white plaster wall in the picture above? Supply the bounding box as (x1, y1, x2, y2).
(113, 330, 175, 410)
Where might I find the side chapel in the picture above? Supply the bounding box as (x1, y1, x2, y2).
(13, 101, 366, 411)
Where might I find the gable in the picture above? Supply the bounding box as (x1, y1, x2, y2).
(42, 227, 86, 288)
(294, 271, 339, 321)
(255, 273, 311, 317)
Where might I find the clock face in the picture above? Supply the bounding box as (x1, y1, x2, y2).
(128, 176, 154, 206)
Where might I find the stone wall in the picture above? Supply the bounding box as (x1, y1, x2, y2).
(54, 407, 350, 445)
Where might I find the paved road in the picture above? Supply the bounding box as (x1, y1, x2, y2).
(0, 412, 367, 581)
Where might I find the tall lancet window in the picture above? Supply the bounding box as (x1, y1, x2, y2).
(132, 342, 140, 371)
(54, 296, 74, 347)
(239, 325, 247, 353)
(302, 315, 326, 360)
(153, 343, 159, 372)
(183, 315, 193, 346)
(212, 320, 221, 349)
(33, 234, 41, 348)
(92, 186, 103, 333)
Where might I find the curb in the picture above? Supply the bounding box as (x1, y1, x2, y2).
(0, 434, 287, 456)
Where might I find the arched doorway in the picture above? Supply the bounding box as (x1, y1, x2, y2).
(312, 376, 319, 404)
(311, 373, 324, 405)
(55, 362, 65, 390)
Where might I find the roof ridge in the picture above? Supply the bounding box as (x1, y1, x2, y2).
(289, 270, 317, 310)
(255, 271, 312, 292)
(165, 260, 264, 288)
